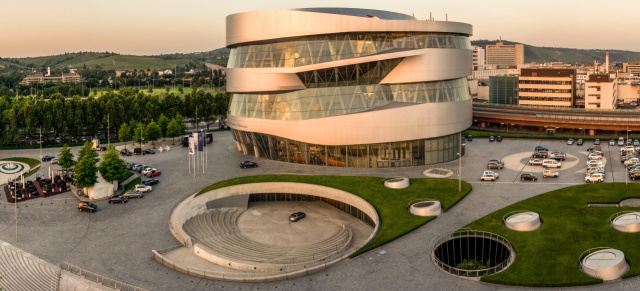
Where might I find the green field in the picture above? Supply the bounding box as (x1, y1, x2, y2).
(124, 177, 141, 191)
(464, 183, 640, 287)
(196, 175, 472, 257)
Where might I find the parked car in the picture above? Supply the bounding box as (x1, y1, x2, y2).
(542, 159, 562, 168)
(146, 170, 162, 177)
(588, 153, 603, 160)
(95, 146, 107, 151)
(481, 171, 499, 181)
(594, 139, 600, 145)
(567, 139, 574, 145)
(587, 145, 601, 152)
(619, 137, 625, 146)
(529, 159, 544, 166)
(122, 190, 144, 198)
(577, 139, 584, 145)
(521, 173, 538, 181)
(532, 151, 548, 159)
(487, 162, 503, 169)
(609, 140, 616, 146)
(134, 148, 143, 155)
(240, 161, 259, 168)
(496, 136, 503, 142)
(42, 155, 54, 161)
(141, 167, 156, 175)
(585, 173, 604, 183)
(143, 149, 155, 155)
(543, 169, 559, 178)
(134, 184, 152, 192)
(635, 140, 640, 146)
(489, 136, 495, 142)
(78, 202, 97, 212)
(108, 195, 129, 204)
(134, 165, 146, 173)
(466, 135, 473, 141)
(550, 152, 566, 161)
(50, 158, 59, 164)
(625, 158, 640, 166)
(631, 173, 640, 180)
(488, 159, 504, 166)
(289, 212, 306, 222)
(120, 149, 133, 156)
(621, 145, 635, 153)
(534, 146, 548, 152)
(142, 179, 160, 186)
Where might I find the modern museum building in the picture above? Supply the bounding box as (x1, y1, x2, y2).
(226, 8, 473, 168)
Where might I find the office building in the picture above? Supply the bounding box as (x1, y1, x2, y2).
(518, 68, 576, 107)
(489, 75, 519, 105)
(486, 42, 524, 68)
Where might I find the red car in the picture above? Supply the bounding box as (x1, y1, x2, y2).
(146, 170, 162, 177)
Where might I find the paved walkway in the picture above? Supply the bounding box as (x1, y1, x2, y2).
(0, 134, 640, 290)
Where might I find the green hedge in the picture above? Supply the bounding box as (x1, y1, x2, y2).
(197, 175, 472, 257)
(464, 130, 621, 142)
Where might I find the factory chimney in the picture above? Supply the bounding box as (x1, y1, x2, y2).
(47, 67, 50, 76)
(605, 52, 610, 73)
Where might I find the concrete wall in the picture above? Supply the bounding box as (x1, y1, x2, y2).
(58, 270, 114, 291)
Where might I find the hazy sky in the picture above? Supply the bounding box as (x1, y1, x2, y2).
(2, 0, 640, 58)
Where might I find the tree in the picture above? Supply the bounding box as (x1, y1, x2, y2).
(166, 118, 182, 145)
(132, 122, 145, 145)
(157, 114, 169, 138)
(99, 145, 127, 182)
(175, 113, 186, 133)
(58, 144, 75, 171)
(145, 120, 162, 148)
(74, 142, 99, 189)
(118, 122, 131, 149)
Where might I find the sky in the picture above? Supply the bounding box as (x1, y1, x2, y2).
(2, 0, 640, 58)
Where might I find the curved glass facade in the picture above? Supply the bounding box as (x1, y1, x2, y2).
(229, 78, 470, 121)
(232, 130, 464, 168)
(228, 32, 471, 68)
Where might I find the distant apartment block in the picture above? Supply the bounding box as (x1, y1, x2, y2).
(471, 46, 485, 71)
(585, 74, 617, 109)
(623, 62, 640, 76)
(471, 68, 520, 79)
(489, 75, 519, 105)
(20, 73, 83, 85)
(486, 42, 524, 68)
(518, 68, 576, 107)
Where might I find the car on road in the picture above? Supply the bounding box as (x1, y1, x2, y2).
(50, 158, 59, 164)
(134, 184, 152, 192)
(635, 140, 640, 146)
(529, 159, 544, 166)
(532, 151, 549, 159)
(143, 149, 155, 155)
(496, 136, 503, 142)
(550, 152, 566, 161)
(534, 146, 548, 152)
(481, 171, 499, 181)
(594, 139, 600, 145)
(577, 139, 584, 145)
(466, 135, 473, 141)
(78, 202, 97, 212)
(120, 149, 133, 156)
(587, 145, 601, 152)
(142, 179, 159, 186)
(122, 190, 144, 198)
(95, 146, 107, 151)
(585, 173, 604, 183)
(610, 140, 616, 146)
(586, 160, 604, 168)
(543, 169, 559, 178)
(567, 139, 574, 145)
(487, 162, 503, 169)
(240, 161, 259, 168)
(521, 173, 538, 181)
(42, 155, 55, 161)
(488, 159, 504, 166)
(619, 137, 625, 146)
(141, 167, 156, 175)
(489, 136, 495, 142)
(146, 170, 162, 177)
(108, 195, 129, 204)
(588, 153, 603, 160)
(289, 212, 306, 222)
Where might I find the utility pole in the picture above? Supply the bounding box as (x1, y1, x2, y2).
(107, 113, 110, 144)
(459, 132, 462, 193)
(39, 126, 42, 158)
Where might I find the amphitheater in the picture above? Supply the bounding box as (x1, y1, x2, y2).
(153, 182, 379, 282)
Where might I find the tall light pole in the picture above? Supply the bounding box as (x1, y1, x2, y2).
(459, 132, 462, 192)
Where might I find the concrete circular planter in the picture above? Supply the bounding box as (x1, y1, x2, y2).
(383, 177, 410, 189)
(503, 211, 541, 232)
(408, 200, 442, 216)
(610, 211, 640, 233)
(580, 248, 629, 281)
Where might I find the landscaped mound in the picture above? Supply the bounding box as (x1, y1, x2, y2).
(464, 183, 640, 287)
(197, 175, 472, 257)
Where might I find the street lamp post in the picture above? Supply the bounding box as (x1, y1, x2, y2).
(458, 132, 462, 192)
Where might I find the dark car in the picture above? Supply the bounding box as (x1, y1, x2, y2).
(521, 173, 538, 181)
(240, 161, 258, 168)
(594, 139, 600, 145)
(532, 152, 548, 159)
(108, 195, 129, 204)
(466, 135, 473, 141)
(120, 149, 133, 156)
(587, 145, 601, 152)
(78, 202, 97, 212)
(487, 162, 503, 169)
(577, 139, 584, 145)
(95, 146, 107, 151)
(289, 212, 306, 222)
(489, 136, 495, 142)
(134, 165, 146, 173)
(142, 179, 160, 186)
(631, 173, 640, 181)
(181, 136, 190, 147)
(496, 136, 503, 142)
(134, 148, 143, 155)
(143, 149, 155, 155)
(534, 146, 548, 152)
(146, 170, 162, 177)
(42, 155, 55, 161)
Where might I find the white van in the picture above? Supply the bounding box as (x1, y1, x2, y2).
(542, 159, 562, 168)
(619, 137, 625, 146)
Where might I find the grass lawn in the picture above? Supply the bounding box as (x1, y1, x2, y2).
(196, 175, 472, 257)
(119, 171, 134, 184)
(0, 157, 41, 178)
(464, 183, 640, 287)
(124, 177, 141, 191)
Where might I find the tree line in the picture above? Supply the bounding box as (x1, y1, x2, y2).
(0, 88, 230, 147)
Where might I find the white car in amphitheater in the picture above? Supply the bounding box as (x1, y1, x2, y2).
(481, 171, 499, 181)
(585, 173, 604, 183)
(586, 160, 604, 168)
(588, 153, 603, 160)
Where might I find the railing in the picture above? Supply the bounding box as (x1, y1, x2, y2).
(609, 211, 639, 224)
(60, 262, 150, 291)
(502, 210, 533, 225)
(430, 229, 515, 278)
(578, 247, 612, 279)
(406, 198, 438, 209)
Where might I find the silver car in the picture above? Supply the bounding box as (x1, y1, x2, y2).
(122, 190, 144, 198)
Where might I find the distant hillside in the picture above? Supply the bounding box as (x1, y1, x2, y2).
(69, 55, 195, 70)
(471, 40, 640, 64)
